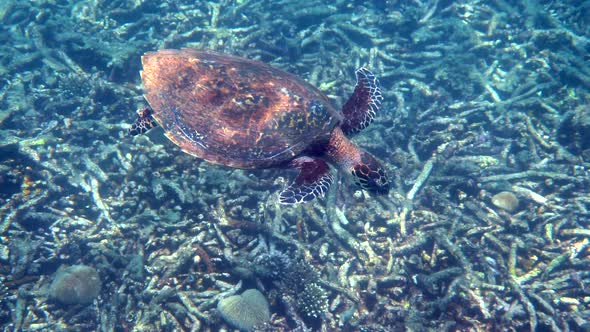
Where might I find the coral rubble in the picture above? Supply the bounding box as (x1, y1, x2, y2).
(1, 0, 589, 331)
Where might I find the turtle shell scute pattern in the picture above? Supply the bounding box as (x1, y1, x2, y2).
(141, 49, 341, 169)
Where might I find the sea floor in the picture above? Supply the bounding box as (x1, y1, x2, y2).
(1, 0, 589, 331)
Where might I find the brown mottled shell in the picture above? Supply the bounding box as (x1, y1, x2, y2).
(141, 49, 341, 169)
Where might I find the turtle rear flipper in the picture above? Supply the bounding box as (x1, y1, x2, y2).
(129, 108, 157, 136)
(340, 67, 383, 135)
(279, 156, 333, 204)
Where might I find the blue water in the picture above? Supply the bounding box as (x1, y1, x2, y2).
(1, 0, 589, 331)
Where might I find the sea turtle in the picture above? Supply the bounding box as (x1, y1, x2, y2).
(130, 49, 389, 204)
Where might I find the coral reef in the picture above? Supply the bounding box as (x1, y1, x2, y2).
(557, 105, 590, 159)
(252, 251, 291, 280)
(0, 0, 589, 331)
(296, 282, 328, 319)
(217, 288, 270, 331)
(252, 251, 328, 325)
(48, 265, 101, 305)
(490, 191, 520, 213)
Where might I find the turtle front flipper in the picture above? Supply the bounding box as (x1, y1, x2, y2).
(279, 156, 333, 204)
(340, 68, 383, 135)
(129, 107, 157, 136)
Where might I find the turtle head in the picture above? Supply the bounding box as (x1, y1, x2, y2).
(350, 152, 390, 195)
